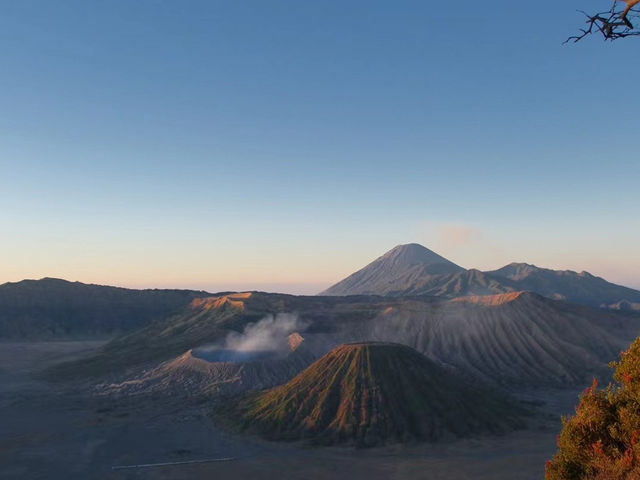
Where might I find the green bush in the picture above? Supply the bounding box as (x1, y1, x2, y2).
(546, 337, 640, 479)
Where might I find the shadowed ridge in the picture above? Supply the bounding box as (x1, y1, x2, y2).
(229, 342, 526, 446)
(0, 277, 209, 338)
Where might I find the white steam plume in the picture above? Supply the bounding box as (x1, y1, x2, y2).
(224, 313, 306, 353)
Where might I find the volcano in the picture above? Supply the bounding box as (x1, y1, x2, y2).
(230, 342, 525, 446)
(320, 243, 465, 296)
(104, 332, 320, 397)
(320, 244, 640, 310)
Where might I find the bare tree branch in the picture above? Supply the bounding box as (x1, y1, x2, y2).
(565, 2, 640, 43)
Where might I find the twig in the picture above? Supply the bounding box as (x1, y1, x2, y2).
(565, 2, 640, 43)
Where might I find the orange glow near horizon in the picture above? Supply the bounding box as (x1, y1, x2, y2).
(2, 224, 639, 294)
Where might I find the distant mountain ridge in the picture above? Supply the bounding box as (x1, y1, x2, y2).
(486, 262, 640, 307)
(3, 243, 639, 338)
(321, 244, 640, 310)
(0, 278, 209, 338)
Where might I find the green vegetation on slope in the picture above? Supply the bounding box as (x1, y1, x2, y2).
(546, 337, 640, 479)
(229, 342, 527, 447)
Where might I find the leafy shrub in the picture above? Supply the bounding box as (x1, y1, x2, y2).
(546, 337, 640, 479)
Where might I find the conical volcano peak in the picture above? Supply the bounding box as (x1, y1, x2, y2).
(228, 342, 525, 446)
(320, 243, 640, 305)
(381, 243, 461, 268)
(320, 243, 464, 296)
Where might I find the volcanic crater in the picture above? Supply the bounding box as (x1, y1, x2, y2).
(104, 332, 319, 397)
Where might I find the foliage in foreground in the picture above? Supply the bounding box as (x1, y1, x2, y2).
(546, 337, 640, 479)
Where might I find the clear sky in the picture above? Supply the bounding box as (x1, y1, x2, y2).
(1, 0, 638, 294)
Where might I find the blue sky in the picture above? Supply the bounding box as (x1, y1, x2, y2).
(1, 0, 639, 293)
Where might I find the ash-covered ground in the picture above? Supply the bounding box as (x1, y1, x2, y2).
(0, 340, 574, 480)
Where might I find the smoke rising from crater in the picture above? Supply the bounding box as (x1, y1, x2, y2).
(224, 313, 307, 353)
